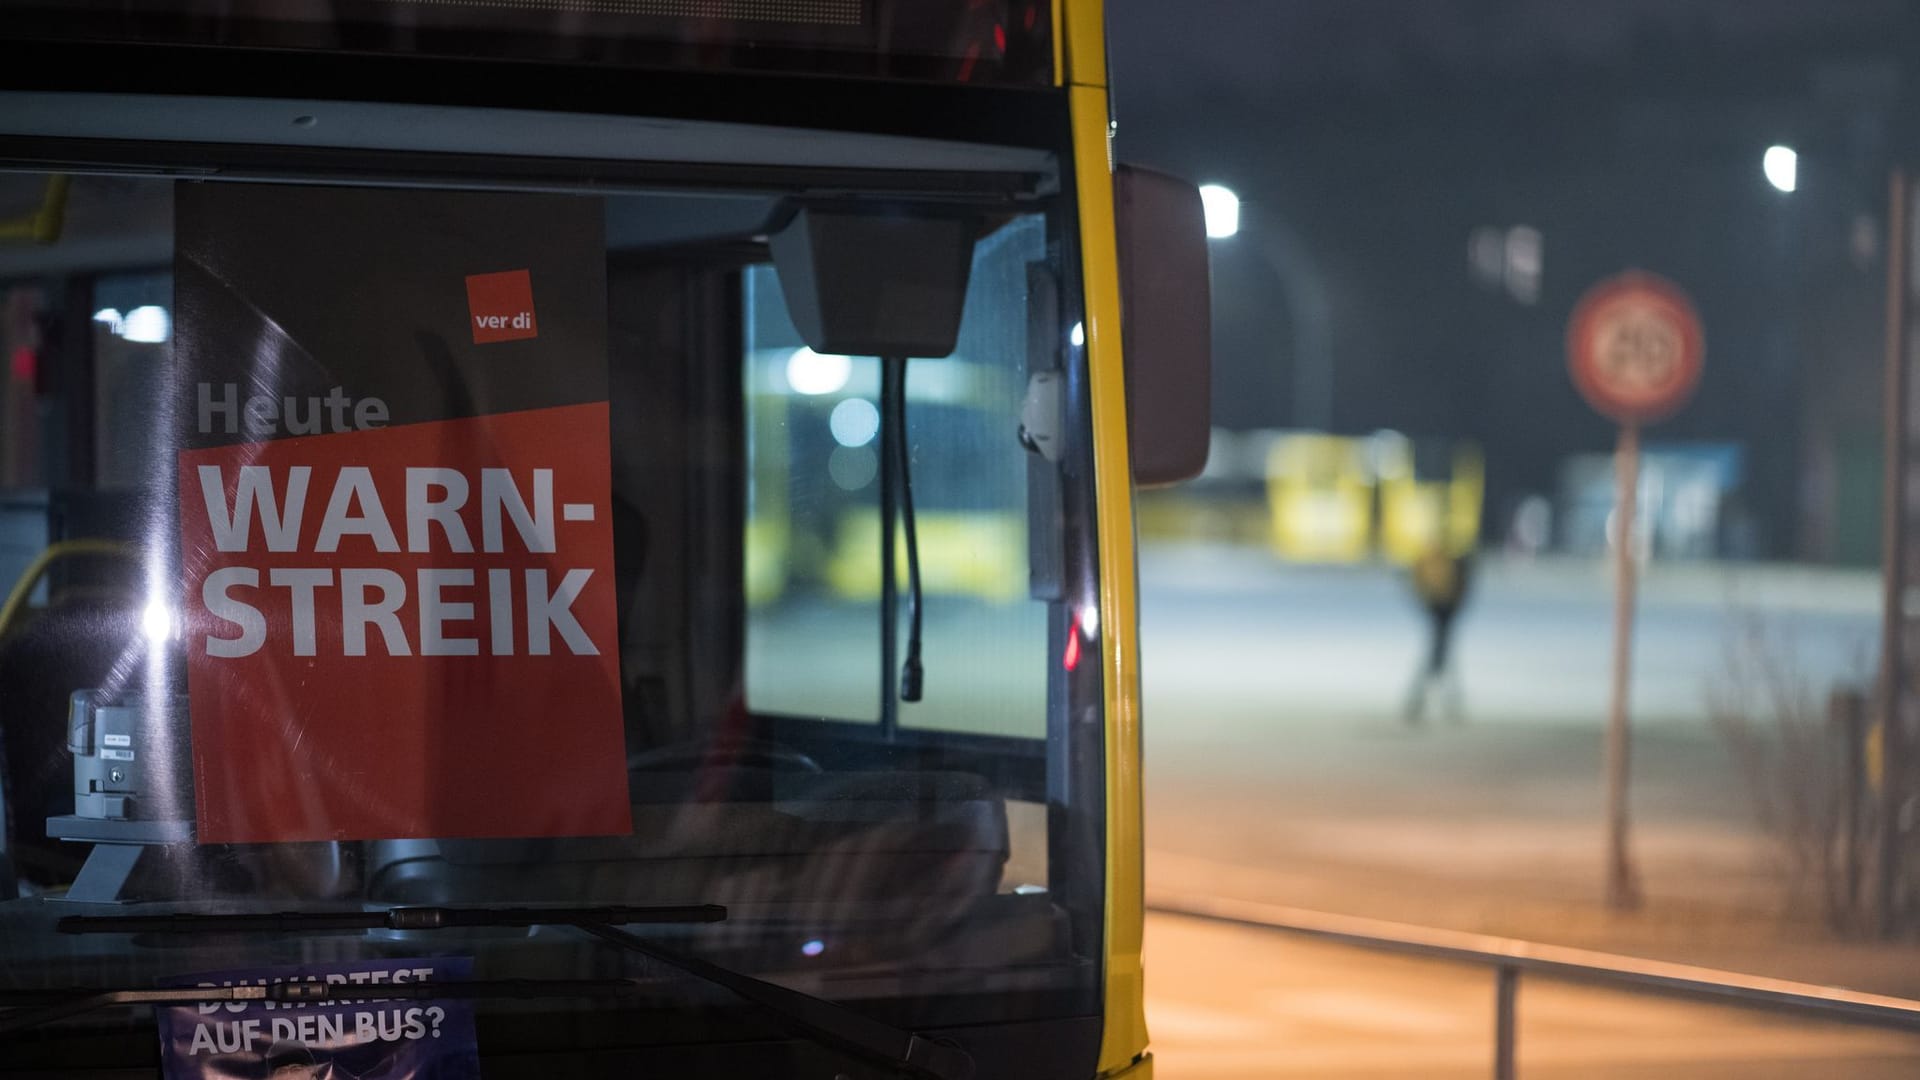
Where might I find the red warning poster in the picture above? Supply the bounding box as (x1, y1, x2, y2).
(174, 184, 632, 843)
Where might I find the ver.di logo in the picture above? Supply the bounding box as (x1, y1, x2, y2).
(464, 269, 538, 344)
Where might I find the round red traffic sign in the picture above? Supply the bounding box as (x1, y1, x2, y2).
(1567, 271, 1705, 425)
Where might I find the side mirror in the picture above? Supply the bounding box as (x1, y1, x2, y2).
(1115, 164, 1212, 487)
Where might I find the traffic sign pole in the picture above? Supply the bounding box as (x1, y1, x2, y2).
(1876, 169, 1911, 937)
(1567, 270, 1703, 913)
(1605, 423, 1643, 911)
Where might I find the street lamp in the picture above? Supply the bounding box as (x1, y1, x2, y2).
(1764, 145, 1798, 194)
(1199, 184, 1240, 239)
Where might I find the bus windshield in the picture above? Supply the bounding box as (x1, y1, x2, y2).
(0, 117, 1102, 1071)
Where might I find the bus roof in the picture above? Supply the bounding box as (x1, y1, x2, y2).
(0, 0, 1055, 88)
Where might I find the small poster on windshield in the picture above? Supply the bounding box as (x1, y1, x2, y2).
(173, 183, 632, 843)
(156, 957, 480, 1080)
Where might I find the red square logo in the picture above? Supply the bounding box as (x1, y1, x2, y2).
(465, 269, 538, 344)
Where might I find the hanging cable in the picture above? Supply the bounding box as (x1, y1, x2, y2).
(887, 354, 925, 703)
(878, 356, 901, 738)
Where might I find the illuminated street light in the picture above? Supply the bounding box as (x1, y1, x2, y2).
(785, 346, 852, 395)
(1199, 184, 1240, 239)
(1764, 145, 1798, 194)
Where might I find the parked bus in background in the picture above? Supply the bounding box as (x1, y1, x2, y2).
(1264, 430, 1484, 565)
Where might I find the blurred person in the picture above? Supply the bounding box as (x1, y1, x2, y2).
(1404, 545, 1473, 725)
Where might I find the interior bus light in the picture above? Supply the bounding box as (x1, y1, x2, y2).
(121, 305, 172, 344)
(141, 600, 176, 644)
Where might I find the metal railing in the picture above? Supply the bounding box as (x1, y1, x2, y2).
(1146, 893, 1920, 1079)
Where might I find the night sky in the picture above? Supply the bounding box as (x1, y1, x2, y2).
(1107, 0, 1920, 559)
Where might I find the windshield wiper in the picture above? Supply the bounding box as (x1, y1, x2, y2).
(0, 977, 638, 1037)
(34, 904, 975, 1079)
(0, 905, 715, 1037)
(574, 922, 972, 1080)
(56, 903, 725, 936)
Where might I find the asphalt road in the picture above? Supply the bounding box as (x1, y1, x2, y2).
(1143, 910, 1920, 1080)
(751, 545, 1888, 923)
(1135, 545, 1892, 930)
(1140, 544, 1879, 729)
(1135, 544, 1920, 1077)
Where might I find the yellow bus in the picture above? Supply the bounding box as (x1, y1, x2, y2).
(1265, 432, 1376, 562)
(1264, 431, 1483, 565)
(0, 4, 1201, 1078)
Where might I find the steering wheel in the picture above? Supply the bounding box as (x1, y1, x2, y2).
(627, 737, 821, 774)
